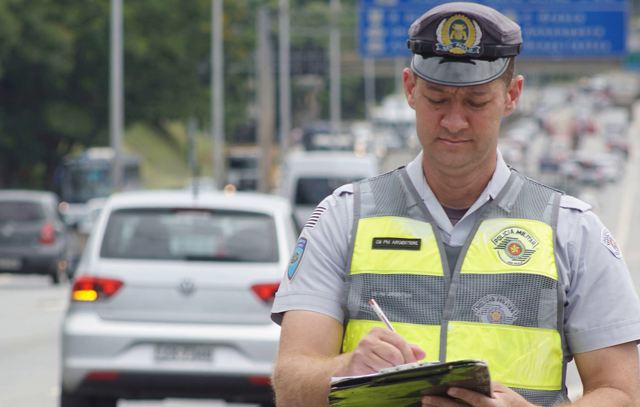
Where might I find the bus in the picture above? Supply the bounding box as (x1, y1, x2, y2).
(55, 147, 141, 227)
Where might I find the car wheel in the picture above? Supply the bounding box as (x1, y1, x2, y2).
(50, 267, 63, 285)
(60, 390, 117, 407)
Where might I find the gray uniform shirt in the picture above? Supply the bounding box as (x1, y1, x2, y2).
(272, 152, 640, 354)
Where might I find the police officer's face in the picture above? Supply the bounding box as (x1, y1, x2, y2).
(403, 69, 522, 176)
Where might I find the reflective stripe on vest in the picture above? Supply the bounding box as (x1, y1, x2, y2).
(342, 169, 566, 405)
(351, 216, 442, 276)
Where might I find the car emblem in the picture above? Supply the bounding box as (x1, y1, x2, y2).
(177, 279, 196, 296)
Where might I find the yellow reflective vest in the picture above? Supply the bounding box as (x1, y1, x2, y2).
(342, 168, 569, 406)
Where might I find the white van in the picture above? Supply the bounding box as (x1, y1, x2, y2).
(278, 151, 380, 227)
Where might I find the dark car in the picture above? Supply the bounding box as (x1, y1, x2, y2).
(0, 190, 70, 283)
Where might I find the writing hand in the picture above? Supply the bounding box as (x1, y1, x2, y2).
(337, 327, 425, 376)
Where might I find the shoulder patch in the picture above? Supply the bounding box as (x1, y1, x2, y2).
(560, 195, 592, 213)
(287, 237, 308, 280)
(601, 227, 622, 259)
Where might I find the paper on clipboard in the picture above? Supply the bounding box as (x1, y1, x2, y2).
(329, 359, 491, 407)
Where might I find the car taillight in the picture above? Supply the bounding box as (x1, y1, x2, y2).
(39, 223, 56, 245)
(72, 276, 124, 302)
(249, 375, 271, 386)
(251, 283, 279, 303)
(85, 371, 120, 381)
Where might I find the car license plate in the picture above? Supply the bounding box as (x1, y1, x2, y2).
(0, 258, 21, 271)
(154, 344, 213, 362)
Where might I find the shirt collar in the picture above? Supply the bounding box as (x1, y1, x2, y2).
(406, 149, 511, 232)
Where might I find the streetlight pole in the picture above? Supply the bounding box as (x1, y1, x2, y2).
(257, 7, 276, 193)
(211, 0, 225, 189)
(329, 0, 341, 136)
(110, 0, 124, 191)
(364, 59, 375, 121)
(279, 0, 291, 156)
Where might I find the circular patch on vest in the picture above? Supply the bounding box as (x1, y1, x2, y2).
(492, 227, 539, 266)
(472, 294, 519, 324)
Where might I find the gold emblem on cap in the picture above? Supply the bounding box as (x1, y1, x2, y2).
(436, 14, 482, 56)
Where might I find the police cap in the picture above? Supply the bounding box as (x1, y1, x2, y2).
(407, 2, 522, 86)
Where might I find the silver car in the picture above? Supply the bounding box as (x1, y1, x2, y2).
(0, 190, 70, 284)
(60, 189, 297, 407)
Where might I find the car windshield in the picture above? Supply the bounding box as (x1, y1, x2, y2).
(295, 177, 360, 205)
(100, 208, 279, 262)
(0, 201, 45, 222)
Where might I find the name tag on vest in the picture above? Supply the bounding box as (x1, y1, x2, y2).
(372, 237, 421, 250)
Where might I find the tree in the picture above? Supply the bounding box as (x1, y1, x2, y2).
(0, 0, 273, 188)
(0, 0, 376, 189)
(0, 0, 110, 187)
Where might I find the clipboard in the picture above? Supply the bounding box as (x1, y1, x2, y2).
(329, 359, 491, 407)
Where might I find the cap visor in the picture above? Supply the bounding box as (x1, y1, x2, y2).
(411, 55, 509, 87)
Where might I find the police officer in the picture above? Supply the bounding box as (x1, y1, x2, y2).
(271, 2, 640, 406)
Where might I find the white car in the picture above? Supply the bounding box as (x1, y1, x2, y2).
(278, 151, 380, 227)
(77, 197, 108, 236)
(60, 189, 297, 407)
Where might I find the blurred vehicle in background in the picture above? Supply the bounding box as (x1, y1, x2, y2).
(605, 134, 631, 159)
(0, 190, 70, 284)
(299, 122, 355, 152)
(278, 151, 380, 227)
(498, 141, 525, 172)
(498, 115, 543, 173)
(183, 176, 219, 192)
(538, 139, 571, 173)
(370, 94, 416, 151)
(77, 197, 108, 237)
(60, 189, 297, 407)
(560, 152, 622, 186)
(74, 197, 108, 268)
(225, 147, 259, 190)
(598, 106, 629, 136)
(590, 72, 640, 107)
(503, 116, 541, 151)
(55, 147, 141, 228)
(598, 107, 631, 159)
(308, 130, 355, 151)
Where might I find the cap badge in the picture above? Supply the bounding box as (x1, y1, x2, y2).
(436, 14, 482, 56)
(492, 227, 538, 266)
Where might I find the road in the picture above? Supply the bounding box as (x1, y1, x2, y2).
(0, 275, 66, 407)
(0, 275, 259, 407)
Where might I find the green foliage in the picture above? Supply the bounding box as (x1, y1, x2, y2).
(0, 0, 378, 189)
(124, 0, 210, 124)
(0, 0, 110, 188)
